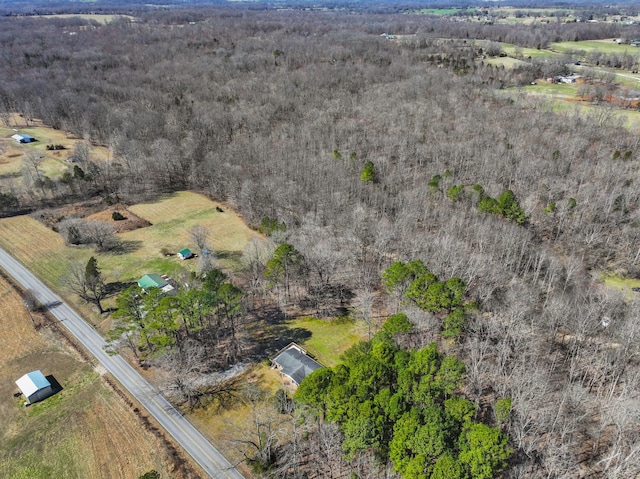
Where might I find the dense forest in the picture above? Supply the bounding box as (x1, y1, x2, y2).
(2, 5, 640, 478)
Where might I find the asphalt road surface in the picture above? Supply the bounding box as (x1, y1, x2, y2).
(0, 248, 244, 479)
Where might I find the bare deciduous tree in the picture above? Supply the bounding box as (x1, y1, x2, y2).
(63, 259, 108, 313)
(352, 287, 376, 340)
(83, 220, 116, 252)
(190, 225, 210, 254)
(162, 340, 242, 410)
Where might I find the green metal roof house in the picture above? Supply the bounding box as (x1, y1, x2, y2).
(137, 274, 174, 294)
(177, 248, 194, 260)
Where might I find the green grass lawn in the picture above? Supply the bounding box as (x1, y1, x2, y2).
(501, 43, 556, 58)
(522, 82, 580, 97)
(284, 316, 367, 367)
(552, 40, 640, 56)
(609, 70, 640, 89)
(602, 273, 640, 299)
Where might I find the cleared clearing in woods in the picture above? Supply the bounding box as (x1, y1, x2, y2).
(127, 191, 263, 272)
(0, 115, 110, 188)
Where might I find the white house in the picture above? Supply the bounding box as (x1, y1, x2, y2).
(15, 370, 53, 404)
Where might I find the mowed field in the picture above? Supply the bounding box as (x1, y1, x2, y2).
(126, 192, 262, 274)
(485, 56, 528, 68)
(501, 43, 554, 58)
(552, 39, 640, 55)
(0, 276, 175, 479)
(40, 14, 135, 24)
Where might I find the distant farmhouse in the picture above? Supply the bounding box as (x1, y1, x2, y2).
(15, 370, 53, 405)
(137, 273, 175, 294)
(549, 73, 582, 84)
(11, 133, 35, 143)
(272, 343, 323, 388)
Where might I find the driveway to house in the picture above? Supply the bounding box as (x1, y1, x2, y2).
(0, 248, 244, 479)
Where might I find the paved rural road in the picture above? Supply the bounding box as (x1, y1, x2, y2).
(0, 248, 245, 479)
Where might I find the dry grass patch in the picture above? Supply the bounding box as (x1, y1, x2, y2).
(85, 205, 152, 233)
(0, 215, 87, 287)
(0, 278, 47, 363)
(187, 364, 282, 479)
(0, 191, 264, 327)
(0, 191, 263, 286)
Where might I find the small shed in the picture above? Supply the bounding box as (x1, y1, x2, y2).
(11, 134, 35, 143)
(272, 343, 323, 387)
(177, 248, 194, 260)
(15, 370, 53, 404)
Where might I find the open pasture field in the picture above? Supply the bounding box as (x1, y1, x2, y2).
(552, 39, 640, 55)
(485, 56, 528, 69)
(0, 123, 72, 180)
(40, 14, 135, 24)
(511, 85, 640, 132)
(521, 81, 580, 98)
(492, 8, 572, 25)
(501, 43, 555, 59)
(125, 191, 263, 275)
(413, 8, 473, 15)
(0, 215, 76, 287)
(609, 69, 640, 88)
(0, 276, 172, 479)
